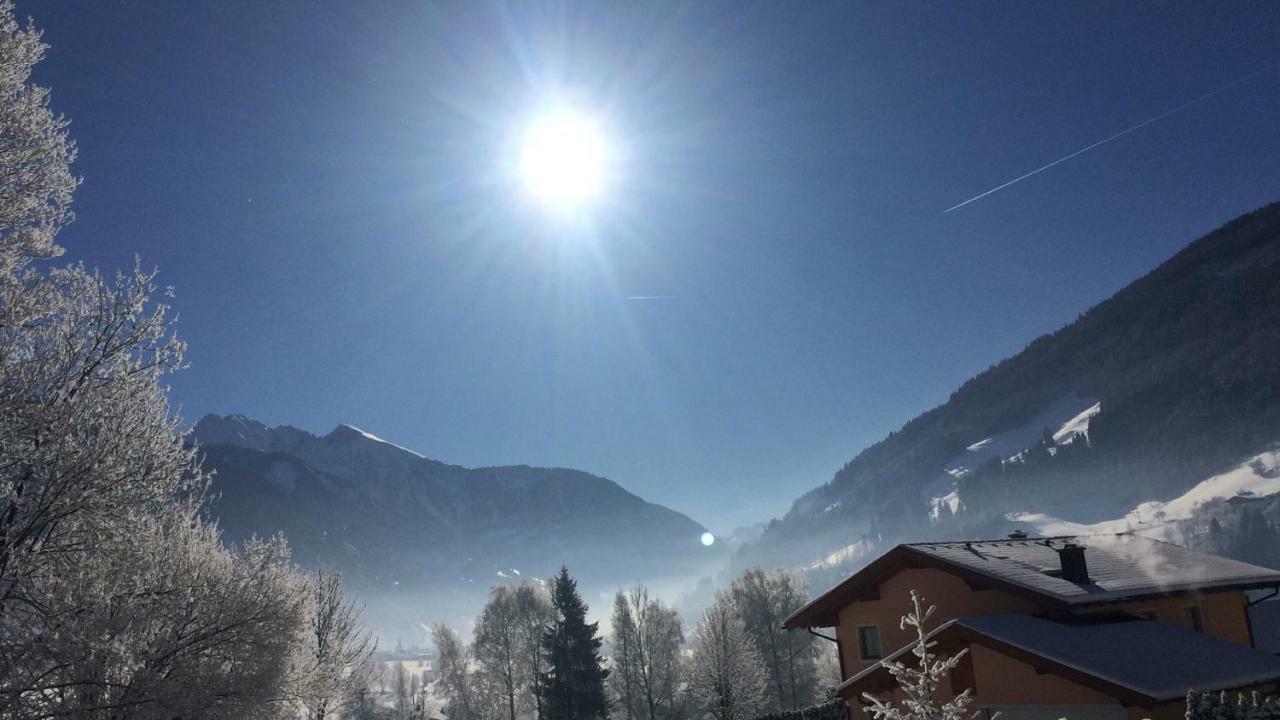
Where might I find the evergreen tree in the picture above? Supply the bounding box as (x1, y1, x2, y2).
(541, 567, 610, 720)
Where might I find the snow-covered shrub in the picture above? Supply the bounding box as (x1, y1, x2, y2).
(1186, 691, 1280, 720)
(750, 699, 847, 720)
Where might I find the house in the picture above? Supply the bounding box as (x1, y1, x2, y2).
(783, 534, 1280, 720)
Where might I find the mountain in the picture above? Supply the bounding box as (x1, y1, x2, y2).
(192, 414, 725, 640)
(742, 201, 1280, 583)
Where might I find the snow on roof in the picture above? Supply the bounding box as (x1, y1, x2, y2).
(842, 613, 1280, 704)
(907, 534, 1280, 605)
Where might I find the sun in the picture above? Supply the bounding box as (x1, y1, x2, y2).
(519, 108, 607, 210)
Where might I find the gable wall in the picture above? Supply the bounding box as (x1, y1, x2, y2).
(834, 566, 1041, 676)
(1102, 591, 1253, 646)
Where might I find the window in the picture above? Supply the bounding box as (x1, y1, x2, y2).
(1184, 605, 1204, 632)
(857, 624, 882, 660)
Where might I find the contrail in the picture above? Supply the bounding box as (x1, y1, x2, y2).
(944, 60, 1280, 214)
(626, 295, 676, 301)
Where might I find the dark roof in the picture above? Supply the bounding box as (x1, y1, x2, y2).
(785, 534, 1280, 628)
(840, 613, 1280, 706)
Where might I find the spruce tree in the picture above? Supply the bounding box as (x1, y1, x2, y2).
(541, 567, 610, 720)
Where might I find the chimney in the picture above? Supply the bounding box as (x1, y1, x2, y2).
(1056, 543, 1091, 584)
(1007, 530, 1028, 540)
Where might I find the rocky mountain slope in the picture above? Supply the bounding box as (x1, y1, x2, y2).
(193, 415, 724, 640)
(742, 201, 1280, 584)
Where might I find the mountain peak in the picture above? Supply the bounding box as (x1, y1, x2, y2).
(323, 423, 427, 459)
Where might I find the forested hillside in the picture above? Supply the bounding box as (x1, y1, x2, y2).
(745, 201, 1280, 579)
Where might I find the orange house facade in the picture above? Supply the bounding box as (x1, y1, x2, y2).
(784, 534, 1280, 720)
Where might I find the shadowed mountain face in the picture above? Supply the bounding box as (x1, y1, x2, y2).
(194, 415, 724, 640)
(745, 201, 1280, 583)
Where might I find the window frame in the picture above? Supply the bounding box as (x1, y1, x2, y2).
(857, 623, 883, 660)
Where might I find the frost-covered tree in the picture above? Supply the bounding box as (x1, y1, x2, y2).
(1187, 690, 1280, 720)
(516, 582, 558, 720)
(860, 591, 975, 720)
(729, 568, 818, 711)
(0, 5, 367, 718)
(813, 638, 843, 700)
(393, 662, 413, 720)
(0, 0, 76, 276)
(687, 592, 769, 720)
(291, 568, 377, 720)
(609, 585, 685, 720)
(477, 584, 531, 720)
(5, 502, 306, 719)
(434, 623, 484, 720)
(474, 581, 557, 720)
(612, 593, 641, 720)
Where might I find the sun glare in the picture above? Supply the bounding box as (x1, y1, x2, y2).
(519, 108, 607, 210)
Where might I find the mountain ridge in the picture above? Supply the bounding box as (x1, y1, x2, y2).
(192, 413, 724, 640)
(743, 200, 1280, 581)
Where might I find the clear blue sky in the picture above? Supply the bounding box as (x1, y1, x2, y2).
(22, 1, 1280, 531)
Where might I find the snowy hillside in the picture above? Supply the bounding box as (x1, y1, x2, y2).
(1011, 448, 1280, 539)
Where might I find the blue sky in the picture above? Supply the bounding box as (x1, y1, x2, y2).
(22, 1, 1280, 531)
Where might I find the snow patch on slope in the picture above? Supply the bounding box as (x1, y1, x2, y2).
(1011, 448, 1280, 539)
(339, 424, 427, 459)
(1053, 402, 1100, 444)
(944, 395, 1099, 478)
(808, 539, 874, 570)
(930, 395, 1099, 522)
(930, 490, 961, 520)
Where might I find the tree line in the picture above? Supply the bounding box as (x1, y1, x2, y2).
(428, 566, 839, 720)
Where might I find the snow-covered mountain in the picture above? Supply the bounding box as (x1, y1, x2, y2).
(193, 414, 725, 641)
(740, 200, 1280, 584)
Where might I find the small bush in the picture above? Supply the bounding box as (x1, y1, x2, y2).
(1186, 691, 1280, 720)
(751, 699, 847, 720)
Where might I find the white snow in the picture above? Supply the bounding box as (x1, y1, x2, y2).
(823, 501, 842, 513)
(929, 490, 961, 521)
(942, 395, 1098, 479)
(340, 424, 427, 459)
(1052, 402, 1101, 444)
(927, 396, 1099, 522)
(808, 539, 873, 570)
(1010, 448, 1280, 539)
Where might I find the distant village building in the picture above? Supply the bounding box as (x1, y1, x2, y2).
(785, 534, 1280, 720)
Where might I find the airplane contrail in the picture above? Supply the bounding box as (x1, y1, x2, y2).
(626, 295, 676, 301)
(944, 60, 1280, 214)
